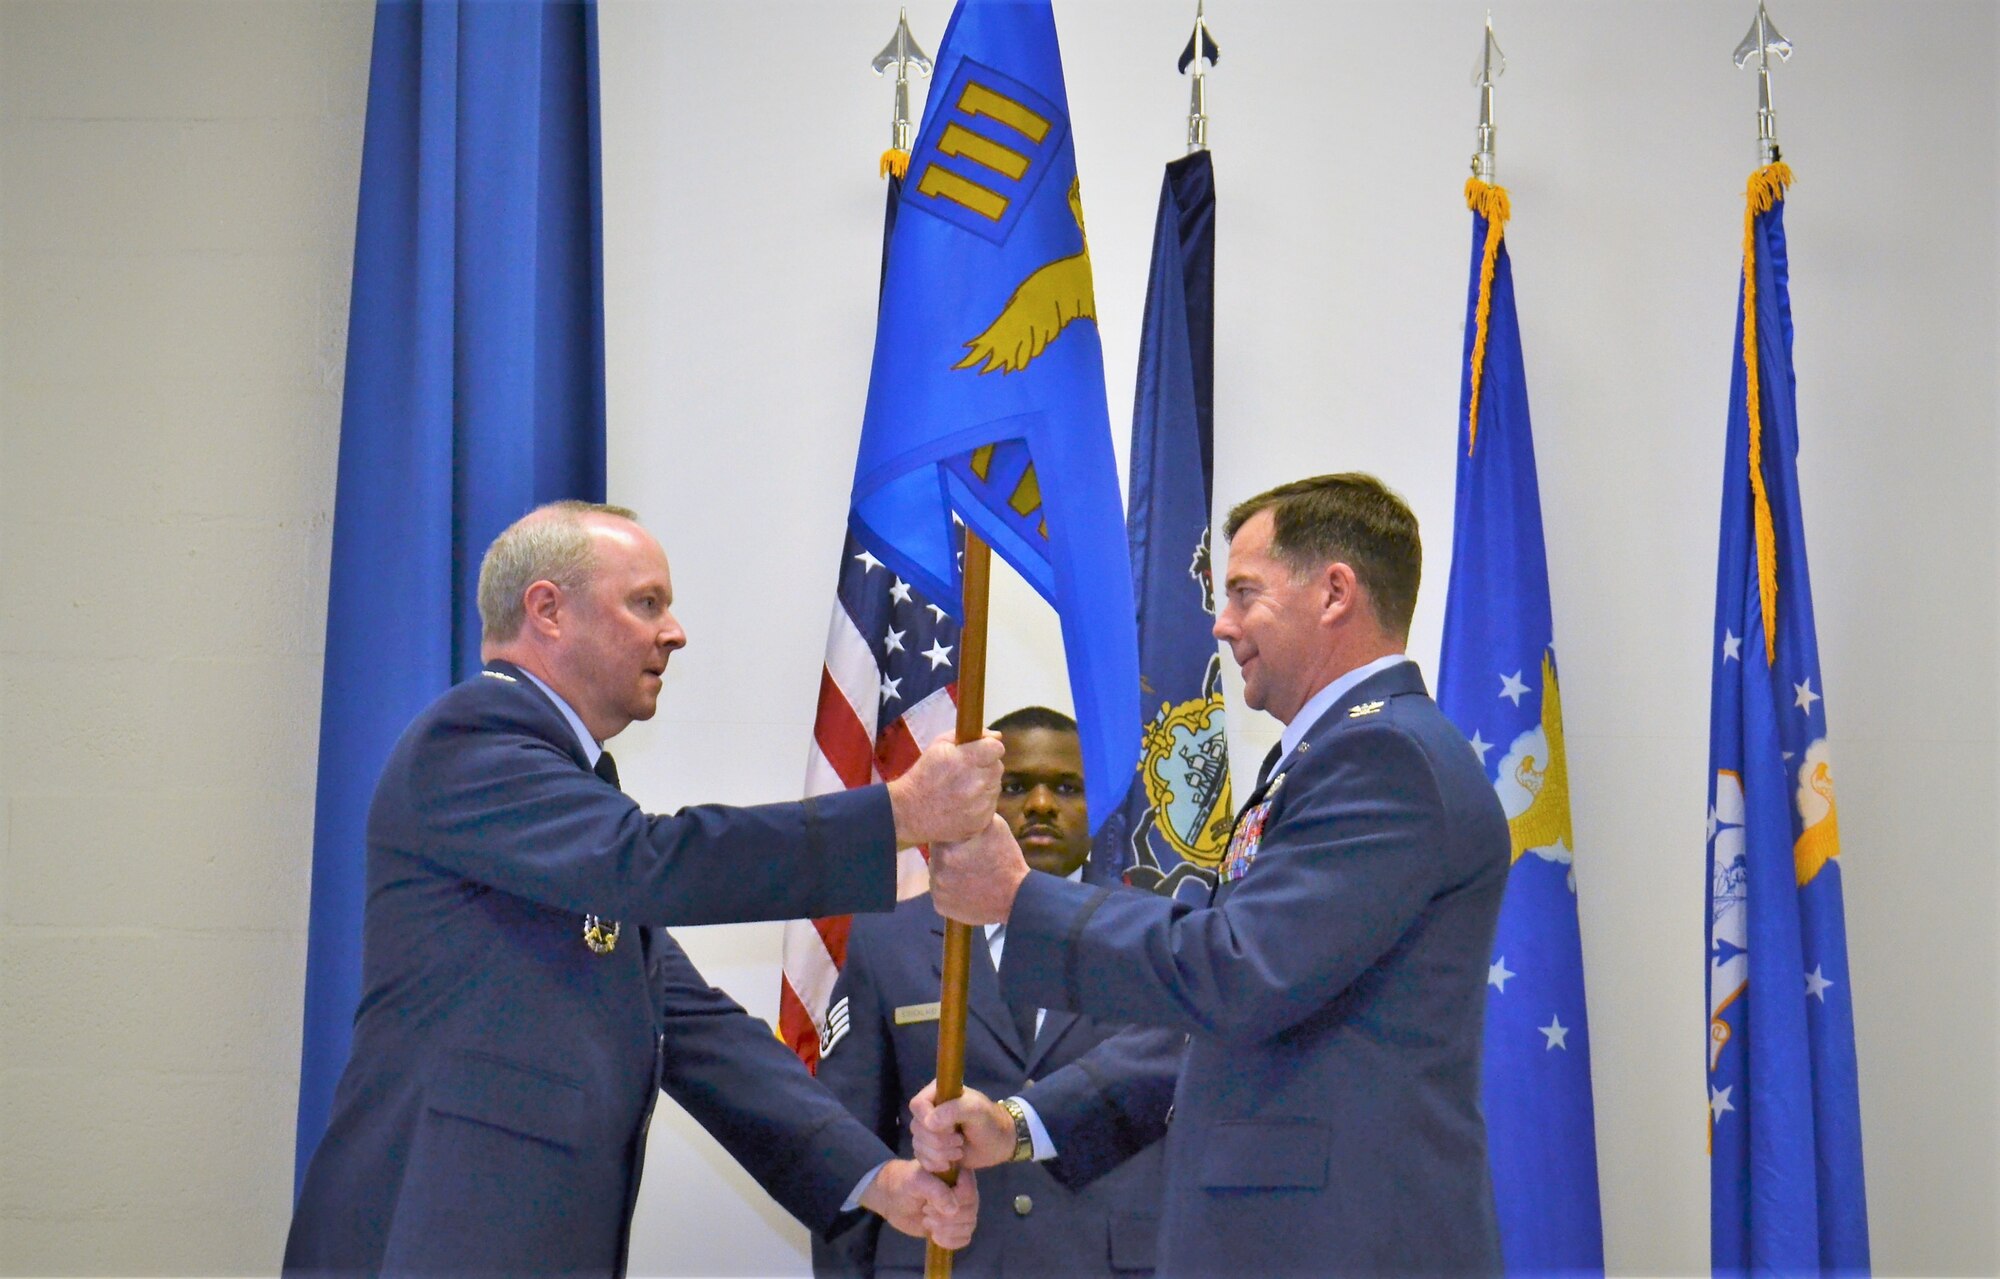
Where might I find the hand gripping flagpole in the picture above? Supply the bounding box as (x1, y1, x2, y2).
(926, 531, 991, 1279)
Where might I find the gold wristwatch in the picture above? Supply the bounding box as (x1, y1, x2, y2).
(998, 1096, 1035, 1163)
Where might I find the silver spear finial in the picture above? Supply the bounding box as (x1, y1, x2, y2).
(1470, 13, 1505, 183)
(1733, 1, 1792, 167)
(1178, 0, 1220, 154)
(872, 7, 933, 157)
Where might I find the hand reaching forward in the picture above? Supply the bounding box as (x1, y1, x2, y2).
(888, 733, 1005, 848)
(859, 1158, 979, 1251)
(927, 815, 1030, 926)
(909, 1081, 1018, 1173)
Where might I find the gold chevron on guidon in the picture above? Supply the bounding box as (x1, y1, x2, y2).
(963, 440, 1048, 541)
(904, 59, 1065, 246)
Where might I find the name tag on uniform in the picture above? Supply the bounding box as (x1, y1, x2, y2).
(1219, 772, 1286, 884)
(894, 1002, 942, 1026)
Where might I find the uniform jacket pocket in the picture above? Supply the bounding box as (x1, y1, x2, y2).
(426, 1050, 587, 1150)
(1197, 1119, 1329, 1190)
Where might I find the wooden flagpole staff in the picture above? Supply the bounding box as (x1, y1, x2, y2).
(925, 530, 991, 1279)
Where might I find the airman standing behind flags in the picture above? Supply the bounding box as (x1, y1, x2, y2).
(813, 707, 1170, 1276)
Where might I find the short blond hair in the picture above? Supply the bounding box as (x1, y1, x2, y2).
(476, 500, 640, 642)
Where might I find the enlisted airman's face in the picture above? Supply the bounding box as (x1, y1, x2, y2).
(996, 726, 1091, 878)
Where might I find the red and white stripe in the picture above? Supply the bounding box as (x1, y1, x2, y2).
(778, 601, 957, 1070)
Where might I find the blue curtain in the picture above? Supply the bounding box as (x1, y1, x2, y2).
(294, 0, 607, 1191)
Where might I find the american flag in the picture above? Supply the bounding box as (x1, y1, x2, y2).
(779, 526, 961, 1070)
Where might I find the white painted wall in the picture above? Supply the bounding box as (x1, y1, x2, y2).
(1, 2, 1992, 1275)
(602, 3, 2000, 1276)
(0, 1, 372, 1273)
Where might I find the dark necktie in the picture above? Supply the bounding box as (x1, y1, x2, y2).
(994, 925, 1038, 1051)
(581, 750, 623, 955)
(1254, 742, 1284, 794)
(1009, 995, 1040, 1054)
(1226, 743, 1287, 837)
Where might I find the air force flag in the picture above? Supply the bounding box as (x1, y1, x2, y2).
(1437, 179, 1605, 1275)
(1706, 163, 1869, 1278)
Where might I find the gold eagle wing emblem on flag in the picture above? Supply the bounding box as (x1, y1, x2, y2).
(1791, 740, 1841, 886)
(1506, 651, 1574, 865)
(954, 177, 1096, 375)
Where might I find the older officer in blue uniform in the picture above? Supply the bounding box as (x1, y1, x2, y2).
(812, 707, 1170, 1277)
(917, 475, 1510, 1277)
(285, 501, 986, 1276)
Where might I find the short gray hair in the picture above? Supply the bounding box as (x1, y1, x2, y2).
(477, 500, 640, 643)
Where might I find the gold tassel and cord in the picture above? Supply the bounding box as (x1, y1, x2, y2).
(1462, 178, 1512, 457)
(1741, 161, 1793, 662)
(880, 148, 911, 180)
(1462, 165, 1793, 663)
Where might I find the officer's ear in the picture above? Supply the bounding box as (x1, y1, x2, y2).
(1320, 561, 1362, 626)
(522, 579, 565, 640)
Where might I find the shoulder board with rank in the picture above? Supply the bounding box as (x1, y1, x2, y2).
(1347, 699, 1385, 718)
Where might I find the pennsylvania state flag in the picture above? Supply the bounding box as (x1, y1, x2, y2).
(1092, 149, 1230, 900)
(1706, 163, 1870, 1278)
(851, 0, 1138, 829)
(1436, 180, 1604, 1275)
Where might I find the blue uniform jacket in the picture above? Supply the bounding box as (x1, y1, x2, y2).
(812, 894, 1172, 1277)
(285, 662, 900, 1276)
(1000, 663, 1509, 1277)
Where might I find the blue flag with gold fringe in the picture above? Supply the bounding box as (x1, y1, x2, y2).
(851, 0, 1137, 829)
(1436, 179, 1605, 1275)
(1090, 149, 1230, 899)
(1706, 163, 1870, 1278)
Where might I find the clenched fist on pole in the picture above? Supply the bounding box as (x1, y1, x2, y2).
(887, 733, 1006, 847)
(926, 815, 1029, 926)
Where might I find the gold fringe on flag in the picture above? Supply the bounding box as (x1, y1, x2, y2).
(880, 148, 911, 180)
(1741, 161, 1793, 661)
(1463, 178, 1512, 456)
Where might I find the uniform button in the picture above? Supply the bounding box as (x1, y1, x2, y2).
(1012, 1195, 1033, 1217)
